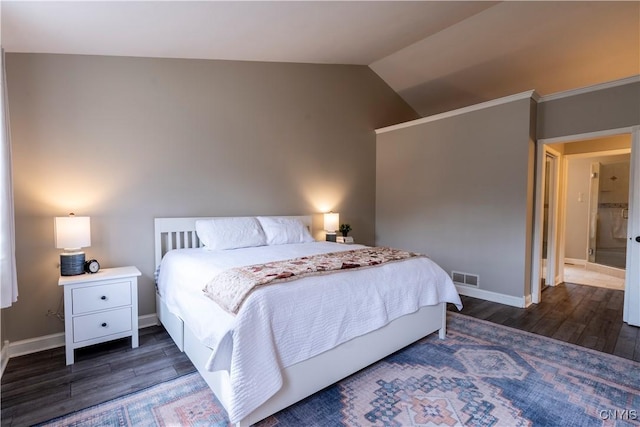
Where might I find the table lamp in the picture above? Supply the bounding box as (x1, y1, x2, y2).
(55, 214, 91, 276)
(324, 212, 339, 242)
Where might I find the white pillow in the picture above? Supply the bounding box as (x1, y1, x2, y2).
(257, 216, 315, 245)
(195, 217, 266, 250)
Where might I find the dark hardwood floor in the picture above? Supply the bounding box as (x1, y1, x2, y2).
(448, 281, 640, 362)
(1, 281, 638, 426)
(0, 326, 196, 426)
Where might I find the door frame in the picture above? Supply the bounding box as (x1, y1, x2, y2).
(544, 147, 561, 289)
(532, 127, 638, 317)
(587, 161, 601, 263)
(624, 127, 640, 325)
(532, 144, 562, 303)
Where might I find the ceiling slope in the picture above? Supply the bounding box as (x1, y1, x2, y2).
(2, 1, 638, 117)
(371, 1, 640, 116)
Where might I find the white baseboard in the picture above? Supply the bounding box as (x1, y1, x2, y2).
(1, 340, 9, 377)
(8, 332, 66, 359)
(456, 285, 528, 308)
(139, 313, 159, 329)
(4, 313, 159, 361)
(524, 294, 533, 308)
(565, 258, 586, 266)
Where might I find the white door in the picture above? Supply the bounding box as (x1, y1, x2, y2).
(623, 127, 640, 326)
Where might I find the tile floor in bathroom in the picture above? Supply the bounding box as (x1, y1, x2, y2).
(563, 263, 625, 290)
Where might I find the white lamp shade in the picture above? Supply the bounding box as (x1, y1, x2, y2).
(55, 216, 91, 250)
(324, 212, 339, 232)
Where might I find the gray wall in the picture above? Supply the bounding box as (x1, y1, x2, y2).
(538, 80, 639, 266)
(376, 97, 535, 299)
(3, 53, 417, 342)
(375, 79, 639, 304)
(537, 81, 640, 140)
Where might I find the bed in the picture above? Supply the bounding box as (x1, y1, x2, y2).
(154, 215, 462, 426)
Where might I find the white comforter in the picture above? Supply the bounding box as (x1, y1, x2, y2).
(157, 242, 462, 423)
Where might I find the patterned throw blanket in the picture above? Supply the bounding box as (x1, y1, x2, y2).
(203, 247, 423, 314)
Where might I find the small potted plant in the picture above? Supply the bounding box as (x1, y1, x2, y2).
(339, 223, 352, 237)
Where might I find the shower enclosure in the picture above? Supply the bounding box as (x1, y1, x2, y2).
(588, 158, 630, 269)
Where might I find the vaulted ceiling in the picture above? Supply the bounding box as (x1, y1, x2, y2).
(2, 1, 638, 116)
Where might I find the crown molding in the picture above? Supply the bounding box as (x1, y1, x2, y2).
(376, 90, 537, 135)
(539, 75, 640, 103)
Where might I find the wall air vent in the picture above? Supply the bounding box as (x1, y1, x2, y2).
(452, 271, 479, 287)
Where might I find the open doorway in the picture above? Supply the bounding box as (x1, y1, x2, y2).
(562, 144, 630, 291)
(532, 127, 640, 326)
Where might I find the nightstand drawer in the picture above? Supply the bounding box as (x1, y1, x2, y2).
(73, 307, 132, 342)
(72, 281, 132, 314)
(60, 266, 141, 365)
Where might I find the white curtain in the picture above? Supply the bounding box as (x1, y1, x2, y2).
(0, 48, 18, 308)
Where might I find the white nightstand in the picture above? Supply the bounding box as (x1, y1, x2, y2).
(59, 266, 141, 365)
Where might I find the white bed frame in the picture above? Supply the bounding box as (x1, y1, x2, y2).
(154, 216, 447, 427)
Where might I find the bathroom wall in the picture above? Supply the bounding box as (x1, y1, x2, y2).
(564, 152, 630, 262)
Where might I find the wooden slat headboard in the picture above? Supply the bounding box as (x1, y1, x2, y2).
(154, 216, 313, 267)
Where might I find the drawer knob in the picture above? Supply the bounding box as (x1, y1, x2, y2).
(101, 322, 108, 327)
(100, 296, 107, 300)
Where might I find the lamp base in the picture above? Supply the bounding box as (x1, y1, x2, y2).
(326, 233, 337, 242)
(60, 252, 85, 276)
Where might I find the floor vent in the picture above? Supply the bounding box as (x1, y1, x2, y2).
(452, 271, 479, 287)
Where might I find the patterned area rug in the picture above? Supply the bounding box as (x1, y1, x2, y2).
(39, 312, 640, 426)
